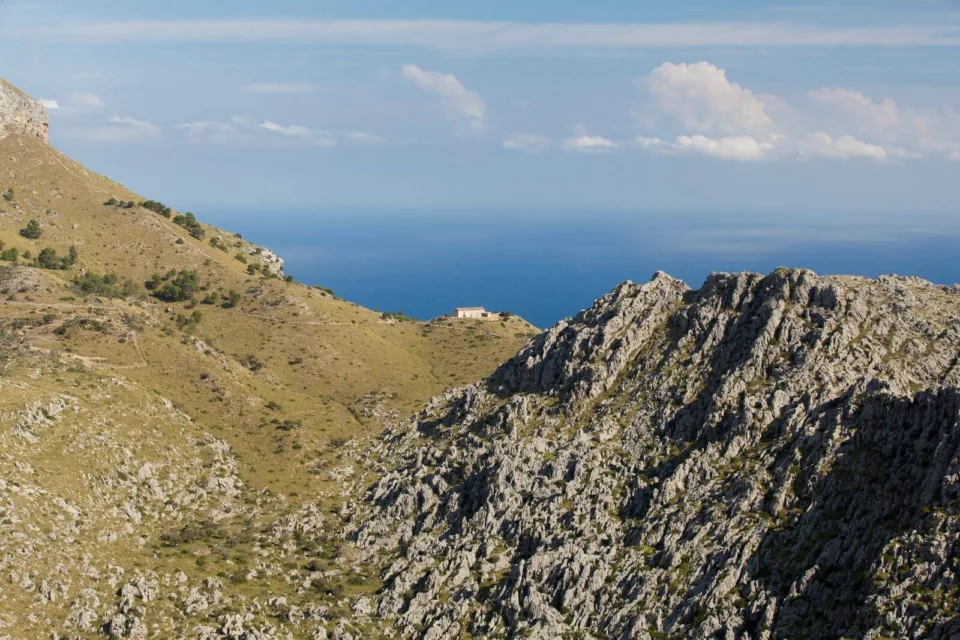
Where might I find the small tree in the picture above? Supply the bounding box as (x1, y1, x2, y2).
(19, 219, 43, 239)
(222, 289, 241, 309)
(36, 247, 61, 269)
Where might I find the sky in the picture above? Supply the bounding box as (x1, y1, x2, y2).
(1, 0, 959, 213)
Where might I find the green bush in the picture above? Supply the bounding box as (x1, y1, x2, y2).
(145, 269, 200, 302)
(34, 246, 77, 270)
(172, 212, 205, 239)
(222, 289, 241, 309)
(2, 187, 13, 202)
(73, 272, 138, 298)
(0, 247, 17, 262)
(103, 197, 117, 206)
(54, 317, 107, 336)
(201, 291, 221, 305)
(175, 310, 203, 329)
(19, 219, 42, 239)
(140, 199, 172, 217)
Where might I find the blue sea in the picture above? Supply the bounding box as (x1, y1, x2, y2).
(202, 210, 960, 329)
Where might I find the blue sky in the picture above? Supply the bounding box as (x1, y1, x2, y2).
(1, 0, 959, 213)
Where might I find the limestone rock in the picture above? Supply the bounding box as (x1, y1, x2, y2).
(0, 79, 49, 144)
(351, 268, 960, 639)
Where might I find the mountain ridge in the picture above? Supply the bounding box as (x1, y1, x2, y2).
(350, 268, 960, 639)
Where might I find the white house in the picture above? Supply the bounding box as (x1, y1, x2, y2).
(454, 307, 494, 319)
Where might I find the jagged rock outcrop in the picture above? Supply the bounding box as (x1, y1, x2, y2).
(351, 268, 960, 639)
(0, 79, 49, 144)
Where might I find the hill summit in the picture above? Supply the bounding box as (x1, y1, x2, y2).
(0, 78, 49, 143)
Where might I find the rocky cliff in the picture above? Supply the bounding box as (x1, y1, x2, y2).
(351, 269, 960, 639)
(0, 79, 49, 143)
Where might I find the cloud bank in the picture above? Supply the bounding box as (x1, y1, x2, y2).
(631, 61, 960, 162)
(18, 18, 960, 52)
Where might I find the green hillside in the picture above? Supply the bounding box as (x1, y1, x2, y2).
(0, 81, 538, 638)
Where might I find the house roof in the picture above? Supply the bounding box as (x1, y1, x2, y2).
(455, 307, 486, 311)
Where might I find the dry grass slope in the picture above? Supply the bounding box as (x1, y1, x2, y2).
(0, 114, 538, 636)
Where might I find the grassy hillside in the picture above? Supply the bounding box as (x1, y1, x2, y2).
(0, 116, 538, 636)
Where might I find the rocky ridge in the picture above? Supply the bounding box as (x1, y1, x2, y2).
(0, 80, 48, 144)
(351, 268, 960, 639)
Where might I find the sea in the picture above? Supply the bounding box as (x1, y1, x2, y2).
(201, 210, 960, 329)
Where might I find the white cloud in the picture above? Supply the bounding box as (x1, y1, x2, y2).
(635, 136, 668, 149)
(643, 62, 773, 134)
(675, 134, 775, 160)
(808, 87, 900, 128)
(401, 64, 486, 131)
(177, 118, 247, 144)
(635, 134, 776, 160)
(562, 135, 618, 153)
(634, 61, 955, 163)
(948, 150, 960, 162)
(799, 132, 890, 160)
(72, 116, 161, 143)
(243, 82, 316, 95)
(259, 120, 338, 146)
(173, 117, 386, 147)
(68, 91, 105, 109)
(502, 133, 551, 153)
(19, 19, 960, 51)
(346, 130, 385, 145)
(260, 120, 313, 137)
(39, 99, 59, 110)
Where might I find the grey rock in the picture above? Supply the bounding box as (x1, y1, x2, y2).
(351, 269, 960, 639)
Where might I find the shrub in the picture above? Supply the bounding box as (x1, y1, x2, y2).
(73, 272, 138, 298)
(222, 289, 241, 309)
(54, 317, 107, 335)
(0, 247, 17, 262)
(160, 520, 224, 546)
(19, 219, 42, 239)
(139, 199, 172, 217)
(201, 291, 221, 305)
(145, 269, 200, 302)
(274, 419, 300, 431)
(175, 310, 203, 329)
(34, 246, 77, 270)
(241, 354, 264, 371)
(172, 212, 205, 239)
(2, 188, 13, 202)
(103, 197, 117, 206)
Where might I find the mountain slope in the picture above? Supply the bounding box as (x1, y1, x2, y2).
(352, 269, 960, 639)
(0, 79, 538, 638)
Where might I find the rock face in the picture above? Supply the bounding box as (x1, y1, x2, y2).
(0, 79, 49, 144)
(352, 269, 960, 639)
